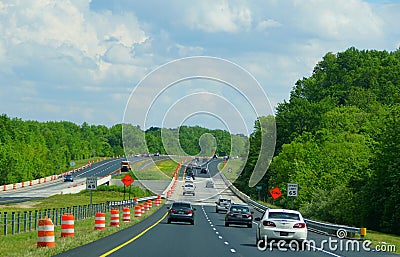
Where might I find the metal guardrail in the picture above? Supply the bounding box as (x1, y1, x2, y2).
(219, 171, 361, 238)
(0, 195, 161, 236)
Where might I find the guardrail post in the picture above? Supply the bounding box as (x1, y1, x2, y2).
(3, 212, 7, 235)
(11, 212, 15, 235)
(17, 212, 21, 234)
(34, 210, 38, 230)
(23, 211, 27, 232)
(29, 211, 32, 231)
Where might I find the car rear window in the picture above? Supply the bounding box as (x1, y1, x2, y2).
(268, 212, 300, 220)
(230, 206, 249, 213)
(172, 203, 191, 209)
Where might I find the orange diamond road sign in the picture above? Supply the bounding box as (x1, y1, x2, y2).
(269, 187, 282, 200)
(121, 174, 134, 187)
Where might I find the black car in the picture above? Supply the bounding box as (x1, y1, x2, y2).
(64, 174, 74, 182)
(186, 169, 195, 180)
(225, 204, 253, 228)
(167, 202, 196, 225)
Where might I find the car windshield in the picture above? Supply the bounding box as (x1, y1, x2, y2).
(268, 212, 300, 220)
(220, 199, 231, 203)
(185, 184, 194, 188)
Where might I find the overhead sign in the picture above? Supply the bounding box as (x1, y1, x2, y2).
(269, 187, 282, 199)
(86, 177, 97, 190)
(287, 183, 298, 197)
(121, 174, 134, 187)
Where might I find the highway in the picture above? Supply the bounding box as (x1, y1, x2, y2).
(0, 157, 145, 205)
(55, 158, 397, 257)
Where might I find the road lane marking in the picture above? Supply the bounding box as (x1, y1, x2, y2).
(99, 211, 169, 257)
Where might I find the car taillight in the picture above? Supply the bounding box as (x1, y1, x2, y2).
(185, 210, 193, 214)
(218, 202, 220, 206)
(170, 209, 176, 213)
(263, 220, 276, 227)
(293, 223, 306, 228)
(245, 213, 252, 218)
(227, 212, 234, 216)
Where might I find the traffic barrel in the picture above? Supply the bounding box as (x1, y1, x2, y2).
(134, 205, 142, 217)
(13, 184, 16, 190)
(141, 204, 145, 214)
(147, 199, 152, 209)
(61, 214, 74, 237)
(154, 198, 161, 206)
(30, 180, 33, 186)
(122, 207, 130, 222)
(94, 212, 106, 230)
(144, 202, 149, 211)
(3, 185, 6, 191)
(110, 209, 120, 227)
(37, 218, 55, 248)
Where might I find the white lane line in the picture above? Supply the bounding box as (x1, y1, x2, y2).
(213, 228, 216, 231)
(216, 232, 219, 235)
(308, 245, 343, 257)
(230, 249, 236, 253)
(218, 236, 223, 239)
(224, 241, 229, 245)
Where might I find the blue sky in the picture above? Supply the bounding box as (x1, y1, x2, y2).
(0, 0, 399, 134)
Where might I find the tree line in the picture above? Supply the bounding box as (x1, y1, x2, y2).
(0, 117, 248, 185)
(235, 47, 400, 235)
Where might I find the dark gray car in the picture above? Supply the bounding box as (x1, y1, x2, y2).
(225, 204, 253, 228)
(167, 202, 196, 225)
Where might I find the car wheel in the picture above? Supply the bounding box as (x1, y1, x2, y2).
(193, 193, 195, 196)
(191, 220, 194, 225)
(183, 192, 185, 196)
(247, 223, 252, 228)
(225, 222, 229, 227)
(216, 209, 219, 213)
(167, 219, 171, 224)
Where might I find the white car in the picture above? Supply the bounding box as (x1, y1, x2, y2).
(255, 209, 307, 245)
(185, 176, 194, 182)
(182, 182, 196, 196)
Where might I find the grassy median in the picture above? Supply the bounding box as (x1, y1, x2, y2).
(0, 189, 165, 257)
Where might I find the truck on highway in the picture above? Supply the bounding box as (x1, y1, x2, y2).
(121, 160, 131, 172)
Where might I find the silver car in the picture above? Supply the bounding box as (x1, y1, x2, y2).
(215, 198, 232, 213)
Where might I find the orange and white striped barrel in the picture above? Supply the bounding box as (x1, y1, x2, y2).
(61, 214, 74, 237)
(134, 205, 142, 217)
(154, 198, 161, 206)
(37, 218, 55, 248)
(122, 207, 130, 222)
(110, 209, 120, 227)
(141, 204, 145, 214)
(94, 212, 106, 230)
(144, 202, 149, 211)
(147, 199, 152, 209)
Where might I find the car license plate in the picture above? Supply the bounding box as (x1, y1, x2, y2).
(177, 211, 184, 214)
(280, 232, 289, 236)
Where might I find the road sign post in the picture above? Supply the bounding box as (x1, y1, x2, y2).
(86, 177, 97, 215)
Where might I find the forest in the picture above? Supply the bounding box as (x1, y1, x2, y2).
(235, 47, 400, 235)
(0, 117, 247, 185)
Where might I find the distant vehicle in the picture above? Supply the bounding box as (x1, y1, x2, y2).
(186, 169, 195, 180)
(182, 182, 196, 196)
(206, 180, 214, 188)
(121, 161, 131, 172)
(212, 154, 218, 159)
(225, 204, 254, 228)
(64, 174, 74, 182)
(154, 152, 160, 156)
(185, 176, 194, 182)
(215, 198, 232, 213)
(167, 202, 196, 225)
(255, 209, 307, 246)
